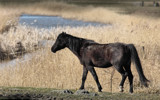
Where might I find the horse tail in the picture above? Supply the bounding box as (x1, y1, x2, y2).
(127, 44, 149, 87)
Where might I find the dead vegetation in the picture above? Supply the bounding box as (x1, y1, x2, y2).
(0, 1, 160, 94)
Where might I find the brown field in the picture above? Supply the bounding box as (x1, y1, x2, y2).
(0, 1, 160, 94)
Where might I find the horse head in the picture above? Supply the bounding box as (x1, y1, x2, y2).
(51, 32, 68, 53)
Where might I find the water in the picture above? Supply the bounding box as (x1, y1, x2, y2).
(0, 53, 33, 68)
(0, 40, 54, 68)
(19, 14, 107, 28)
(1, 14, 107, 67)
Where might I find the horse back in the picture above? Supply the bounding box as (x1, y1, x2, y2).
(80, 42, 131, 67)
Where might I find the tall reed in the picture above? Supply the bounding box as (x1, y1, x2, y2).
(0, 1, 160, 93)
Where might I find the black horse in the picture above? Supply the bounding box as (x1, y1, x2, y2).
(51, 32, 149, 93)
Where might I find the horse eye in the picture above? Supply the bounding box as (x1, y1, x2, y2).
(59, 39, 63, 42)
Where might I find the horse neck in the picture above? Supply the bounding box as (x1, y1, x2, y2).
(67, 36, 83, 57)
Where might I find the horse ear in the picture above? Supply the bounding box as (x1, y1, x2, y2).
(62, 32, 67, 34)
(62, 32, 66, 34)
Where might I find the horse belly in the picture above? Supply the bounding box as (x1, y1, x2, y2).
(87, 49, 112, 68)
(95, 63, 112, 68)
(92, 59, 112, 68)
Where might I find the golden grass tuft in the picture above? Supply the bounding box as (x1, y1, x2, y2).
(0, 1, 160, 93)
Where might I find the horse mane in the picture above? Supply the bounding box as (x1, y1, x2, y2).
(66, 33, 96, 57)
(66, 33, 96, 46)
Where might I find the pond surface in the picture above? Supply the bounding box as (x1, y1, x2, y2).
(19, 14, 107, 28)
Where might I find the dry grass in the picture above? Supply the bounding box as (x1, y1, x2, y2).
(0, 1, 160, 93)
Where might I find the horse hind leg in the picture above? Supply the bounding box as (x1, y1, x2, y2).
(124, 64, 134, 93)
(114, 65, 128, 92)
(127, 69, 133, 93)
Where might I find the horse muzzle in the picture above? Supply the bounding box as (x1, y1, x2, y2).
(51, 48, 56, 53)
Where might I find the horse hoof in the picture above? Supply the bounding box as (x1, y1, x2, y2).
(98, 90, 102, 92)
(79, 87, 84, 90)
(98, 88, 102, 92)
(98, 86, 102, 92)
(129, 91, 133, 94)
(119, 86, 124, 92)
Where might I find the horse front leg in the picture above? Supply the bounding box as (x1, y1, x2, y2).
(87, 66, 102, 92)
(79, 66, 88, 90)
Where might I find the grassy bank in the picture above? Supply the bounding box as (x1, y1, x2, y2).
(0, 1, 160, 94)
(0, 87, 160, 100)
